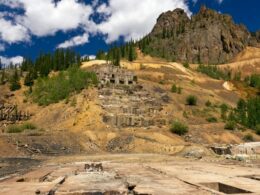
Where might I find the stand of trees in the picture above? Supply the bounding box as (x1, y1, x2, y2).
(21, 49, 81, 77)
(96, 41, 137, 65)
(234, 97, 260, 131)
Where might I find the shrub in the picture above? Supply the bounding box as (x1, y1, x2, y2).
(206, 117, 217, 123)
(7, 125, 23, 133)
(170, 121, 189, 136)
(256, 124, 260, 135)
(224, 121, 236, 130)
(171, 84, 177, 93)
(6, 122, 37, 133)
(186, 95, 197, 106)
(220, 103, 228, 120)
(243, 134, 254, 142)
(177, 87, 182, 94)
(22, 122, 37, 130)
(205, 100, 212, 107)
(183, 62, 189, 68)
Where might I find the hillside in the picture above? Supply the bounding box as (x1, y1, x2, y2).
(139, 6, 259, 64)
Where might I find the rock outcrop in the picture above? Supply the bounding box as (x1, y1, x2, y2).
(141, 6, 257, 64)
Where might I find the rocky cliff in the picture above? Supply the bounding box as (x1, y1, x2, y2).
(140, 6, 258, 64)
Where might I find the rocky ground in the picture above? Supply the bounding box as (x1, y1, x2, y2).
(0, 154, 259, 195)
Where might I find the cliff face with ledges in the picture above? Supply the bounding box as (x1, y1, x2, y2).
(143, 6, 257, 64)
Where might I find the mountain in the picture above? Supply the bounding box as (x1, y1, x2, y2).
(140, 6, 258, 64)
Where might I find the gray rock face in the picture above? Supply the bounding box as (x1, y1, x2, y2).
(145, 6, 254, 64)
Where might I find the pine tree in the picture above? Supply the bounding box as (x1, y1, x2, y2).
(24, 70, 34, 87)
(128, 43, 134, 62)
(10, 68, 21, 91)
(0, 69, 5, 85)
(236, 98, 247, 125)
(0, 58, 2, 70)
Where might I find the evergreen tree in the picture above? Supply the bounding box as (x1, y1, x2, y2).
(0, 58, 2, 70)
(128, 42, 135, 62)
(236, 98, 247, 125)
(10, 68, 21, 91)
(24, 70, 34, 87)
(0, 69, 5, 85)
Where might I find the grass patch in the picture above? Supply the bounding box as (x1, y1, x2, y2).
(197, 64, 231, 80)
(206, 117, 218, 123)
(7, 125, 23, 133)
(7, 122, 37, 133)
(170, 121, 189, 136)
(224, 121, 236, 130)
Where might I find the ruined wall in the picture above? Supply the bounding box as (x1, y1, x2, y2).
(95, 65, 168, 128)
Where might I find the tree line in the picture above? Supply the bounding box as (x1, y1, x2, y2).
(96, 41, 137, 66)
(0, 49, 83, 91)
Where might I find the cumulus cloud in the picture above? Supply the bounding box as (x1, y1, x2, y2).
(0, 18, 30, 43)
(96, 0, 191, 43)
(17, 0, 93, 37)
(57, 33, 89, 48)
(0, 55, 23, 65)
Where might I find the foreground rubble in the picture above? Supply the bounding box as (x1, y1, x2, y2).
(0, 154, 259, 195)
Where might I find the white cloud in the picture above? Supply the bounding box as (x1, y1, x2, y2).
(17, 0, 93, 37)
(217, 0, 224, 3)
(57, 33, 89, 48)
(82, 54, 96, 60)
(96, 0, 191, 43)
(0, 18, 30, 43)
(0, 56, 23, 65)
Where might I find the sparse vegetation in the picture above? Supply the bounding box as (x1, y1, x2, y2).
(197, 64, 231, 80)
(171, 84, 177, 93)
(183, 62, 189, 68)
(206, 117, 217, 123)
(32, 66, 98, 106)
(220, 103, 228, 120)
(170, 121, 189, 136)
(205, 100, 212, 107)
(224, 121, 236, 130)
(243, 134, 254, 142)
(7, 122, 37, 133)
(186, 95, 197, 106)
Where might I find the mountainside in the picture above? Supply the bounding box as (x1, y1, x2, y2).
(140, 6, 258, 64)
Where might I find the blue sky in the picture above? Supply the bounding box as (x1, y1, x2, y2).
(0, 0, 259, 65)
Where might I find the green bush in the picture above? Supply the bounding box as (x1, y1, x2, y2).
(220, 103, 228, 120)
(7, 125, 23, 133)
(256, 124, 260, 135)
(6, 122, 37, 133)
(32, 67, 98, 106)
(206, 117, 218, 123)
(183, 62, 189, 68)
(171, 84, 177, 93)
(205, 100, 212, 107)
(243, 134, 254, 142)
(22, 122, 37, 130)
(170, 121, 189, 136)
(224, 121, 236, 130)
(186, 95, 197, 106)
(177, 87, 182, 94)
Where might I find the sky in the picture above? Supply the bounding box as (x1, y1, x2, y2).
(0, 0, 259, 65)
